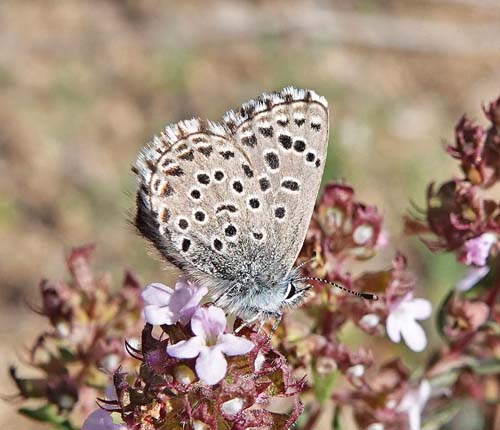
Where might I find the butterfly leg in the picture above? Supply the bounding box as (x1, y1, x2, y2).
(267, 313, 283, 340)
(234, 313, 261, 334)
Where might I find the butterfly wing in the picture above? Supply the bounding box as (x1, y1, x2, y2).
(134, 87, 328, 291)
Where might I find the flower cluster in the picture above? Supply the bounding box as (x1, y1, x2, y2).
(10, 94, 500, 430)
(269, 185, 432, 430)
(301, 182, 385, 272)
(401, 94, 500, 429)
(9, 245, 143, 427)
(83, 278, 304, 430)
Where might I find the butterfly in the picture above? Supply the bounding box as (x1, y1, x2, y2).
(133, 87, 330, 327)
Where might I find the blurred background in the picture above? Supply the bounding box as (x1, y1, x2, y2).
(1, 1, 500, 428)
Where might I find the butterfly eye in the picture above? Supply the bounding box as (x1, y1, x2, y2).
(285, 282, 297, 301)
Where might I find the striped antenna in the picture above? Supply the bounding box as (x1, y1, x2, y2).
(301, 276, 379, 301)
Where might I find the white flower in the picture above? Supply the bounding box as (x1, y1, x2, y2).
(167, 306, 254, 385)
(141, 278, 207, 325)
(460, 232, 497, 266)
(386, 294, 432, 352)
(455, 266, 489, 292)
(82, 385, 124, 430)
(397, 380, 431, 430)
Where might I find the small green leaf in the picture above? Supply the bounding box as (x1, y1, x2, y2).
(49, 423, 76, 430)
(332, 406, 342, 430)
(312, 366, 337, 405)
(436, 289, 454, 341)
(18, 404, 76, 429)
(468, 358, 500, 375)
(58, 347, 77, 362)
(422, 400, 461, 430)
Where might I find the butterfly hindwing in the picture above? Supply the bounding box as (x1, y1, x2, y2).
(134, 87, 329, 285)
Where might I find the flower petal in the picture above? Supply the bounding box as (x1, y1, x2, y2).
(401, 318, 427, 352)
(82, 409, 121, 430)
(407, 405, 421, 430)
(456, 266, 489, 292)
(178, 284, 208, 325)
(105, 384, 118, 401)
(182, 284, 208, 310)
(195, 346, 227, 385)
(191, 306, 226, 339)
(406, 299, 432, 320)
(174, 277, 192, 290)
(141, 283, 173, 306)
(386, 313, 401, 343)
(418, 380, 432, 408)
(167, 336, 205, 359)
(217, 334, 254, 356)
(143, 304, 177, 325)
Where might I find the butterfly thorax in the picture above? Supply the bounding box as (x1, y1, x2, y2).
(185, 262, 308, 320)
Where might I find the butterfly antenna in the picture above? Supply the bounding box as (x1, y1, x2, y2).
(295, 255, 317, 271)
(301, 276, 379, 301)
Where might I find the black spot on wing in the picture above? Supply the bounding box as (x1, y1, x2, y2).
(216, 204, 238, 214)
(179, 150, 194, 161)
(242, 164, 254, 178)
(281, 179, 300, 191)
(232, 181, 243, 193)
(264, 151, 280, 170)
(165, 166, 184, 176)
(293, 140, 306, 152)
(220, 150, 235, 159)
(258, 126, 273, 138)
(274, 206, 286, 219)
(182, 238, 191, 252)
(197, 173, 210, 185)
(279, 134, 292, 150)
(190, 189, 201, 199)
(259, 177, 271, 192)
(241, 134, 257, 147)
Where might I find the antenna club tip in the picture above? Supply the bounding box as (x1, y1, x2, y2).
(361, 292, 379, 301)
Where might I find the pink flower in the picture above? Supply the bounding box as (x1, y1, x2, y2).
(167, 306, 254, 385)
(455, 266, 490, 292)
(397, 380, 431, 430)
(82, 385, 125, 430)
(459, 232, 497, 266)
(141, 278, 207, 325)
(386, 294, 432, 352)
(82, 409, 126, 430)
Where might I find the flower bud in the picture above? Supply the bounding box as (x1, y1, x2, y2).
(221, 397, 244, 415)
(192, 420, 209, 430)
(353, 224, 374, 245)
(347, 364, 365, 378)
(254, 351, 266, 371)
(367, 424, 385, 430)
(174, 364, 196, 385)
(316, 356, 337, 375)
(359, 313, 380, 329)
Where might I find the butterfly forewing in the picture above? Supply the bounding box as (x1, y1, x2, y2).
(135, 87, 329, 288)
